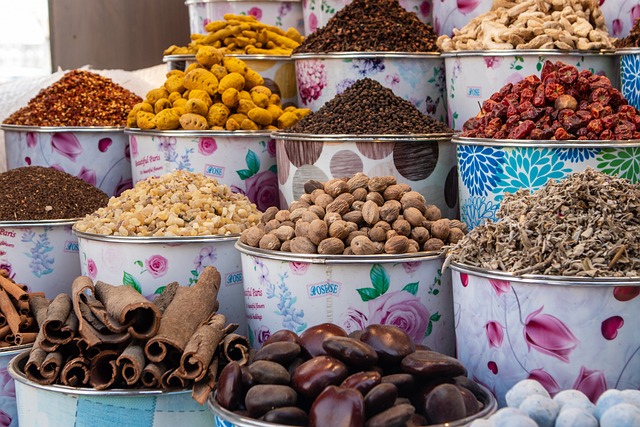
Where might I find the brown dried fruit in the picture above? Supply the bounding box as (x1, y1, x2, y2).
(345, 221, 358, 234)
(366, 192, 385, 206)
(384, 235, 410, 254)
(281, 240, 292, 252)
(264, 219, 281, 233)
(400, 191, 427, 214)
(380, 200, 401, 223)
(423, 238, 444, 252)
(335, 192, 355, 207)
(290, 208, 308, 223)
(351, 201, 364, 211)
(310, 188, 326, 203)
(301, 211, 320, 223)
(275, 210, 291, 222)
(410, 227, 430, 245)
(295, 221, 310, 238)
(398, 183, 411, 192)
(392, 219, 411, 237)
(259, 233, 281, 250)
(403, 207, 426, 228)
(343, 247, 354, 255)
(424, 205, 442, 221)
(315, 194, 335, 209)
(329, 220, 350, 240)
(290, 236, 316, 254)
(308, 219, 328, 245)
(299, 194, 313, 205)
(289, 200, 310, 211)
(347, 173, 369, 192)
(346, 230, 368, 245)
(318, 237, 345, 255)
(326, 199, 350, 216)
(273, 225, 295, 242)
(245, 226, 265, 247)
(352, 187, 368, 202)
(367, 176, 389, 193)
(304, 180, 324, 194)
(324, 179, 349, 198)
(383, 184, 406, 201)
(449, 220, 468, 234)
(386, 230, 399, 240)
(342, 210, 364, 226)
(407, 239, 419, 252)
(309, 205, 325, 219)
(351, 235, 377, 255)
(448, 227, 465, 244)
(362, 200, 380, 225)
(261, 206, 279, 224)
(430, 219, 451, 241)
(324, 212, 342, 226)
(368, 226, 387, 242)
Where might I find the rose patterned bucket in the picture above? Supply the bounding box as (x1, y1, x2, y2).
(236, 242, 456, 355)
(450, 262, 640, 407)
(185, 0, 304, 37)
(0, 345, 31, 427)
(454, 136, 640, 230)
(0, 220, 80, 298)
(293, 52, 447, 120)
(8, 352, 214, 427)
(126, 130, 280, 212)
(272, 133, 458, 219)
(618, 48, 640, 110)
(74, 232, 248, 335)
(2, 125, 132, 197)
(302, 0, 433, 35)
(163, 54, 299, 107)
(443, 50, 619, 130)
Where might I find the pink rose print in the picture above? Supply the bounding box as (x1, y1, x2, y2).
(51, 132, 83, 161)
(114, 176, 133, 196)
(601, 316, 624, 340)
(256, 325, 271, 346)
(145, 255, 168, 278)
(245, 170, 280, 211)
(87, 259, 98, 280)
(0, 410, 10, 427)
(290, 261, 310, 275)
(487, 361, 498, 374)
(368, 290, 430, 342)
(460, 273, 469, 287)
(402, 261, 421, 274)
(77, 167, 97, 186)
(419, 0, 431, 17)
(573, 366, 607, 403)
(248, 7, 263, 20)
(0, 368, 15, 398)
(457, 0, 481, 14)
(341, 308, 368, 334)
(490, 279, 510, 296)
(98, 138, 112, 152)
(484, 57, 502, 69)
(198, 137, 218, 156)
(614, 286, 640, 302)
(632, 5, 640, 23)
(130, 136, 139, 158)
(25, 157, 31, 165)
(267, 139, 277, 157)
(297, 59, 326, 105)
(524, 306, 579, 363)
(26, 132, 37, 148)
(611, 19, 623, 37)
(309, 12, 318, 33)
(485, 320, 504, 348)
(528, 368, 561, 397)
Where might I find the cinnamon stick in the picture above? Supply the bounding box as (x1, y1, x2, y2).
(29, 295, 50, 327)
(42, 294, 75, 345)
(161, 368, 187, 389)
(25, 332, 63, 385)
(61, 356, 90, 387)
(141, 362, 168, 388)
(89, 349, 121, 390)
(179, 314, 228, 382)
(116, 341, 145, 386)
(221, 333, 251, 365)
(0, 288, 20, 336)
(0, 274, 28, 302)
(153, 281, 179, 313)
(192, 357, 219, 405)
(0, 325, 9, 340)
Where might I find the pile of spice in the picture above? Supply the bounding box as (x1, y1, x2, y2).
(0, 271, 40, 347)
(2, 70, 142, 127)
(615, 17, 640, 47)
(462, 60, 638, 140)
(446, 168, 640, 277)
(74, 170, 261, 237)
(282, 78, 452, 134)
(0, 167, 108, 221)
(293, 0, 439, 53)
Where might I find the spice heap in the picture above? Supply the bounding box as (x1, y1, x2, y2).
(0, 167, 108, 221)
(615, 17, 640, 48)
(461, 60, 638, 140)
(24, 267, 248, 402)
(447, 169, 640, 277)
(2, 70, 142, 127)
(437, 0, 614, 51)
(74, 170, 261, 237)
(294, 0, 439, 53)
(127, 48, 309, 131)
(240, 173, 466, 255)
(0, 272, 40, 347)
(283, 78, 452, 135)
(164, 14, 302, 56)
(216, 323, 489, 426)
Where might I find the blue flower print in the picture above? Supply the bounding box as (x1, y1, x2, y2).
(457, 144, 505, 197)
(352, 58, 385, 76)
(621, 53, 640, 110)
(460, 196, 500, 230)
(556, 147, 601, 163)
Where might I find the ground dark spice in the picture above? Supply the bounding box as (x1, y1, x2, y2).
(0, 166, 109, 221)
(3, 70, 142, 127)
(283, 78, 453, 134)
(615, 18, 640, 47)
(294, 0, 439, 53)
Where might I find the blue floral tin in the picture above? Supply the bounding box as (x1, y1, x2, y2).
(618, 48, 640, 110)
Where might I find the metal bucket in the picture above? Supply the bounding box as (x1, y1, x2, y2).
(450, 262, 640, 407)
(74, 231, 247, 335)
(0, 345, 32, 427)
(2, 125, 132, 197)
(236, 242, 455, 355)
(272, 132, 457, 218)
(126, 129, 280, 212)
(0, 220, 80, 297)
(454, 136, 640, 230)
(8, 352, 214, 427)
(292, 52, 446, 120)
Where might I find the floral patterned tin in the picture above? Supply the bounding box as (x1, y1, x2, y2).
(443, 50, 619, 130)
(455, 136, 640, 230)
(431, 0, 491, 37)
(600, 0, 640, 39)
(0, 220, 80, 298)
(272, 133, 458, 218)
(302, 0, 433, 35)
(236, 242, 455, 355)
(184, 0, 303, 36)
(8, 352, 214, 427)
(293, 52, 447, 120)
(126, 130, 279, 212)
(618, 48, 640, 110)
(74, 231, 248, 335)
(0, 345, 31, 427)
(2, 125, 132, 197)
(163, 54, 299, 107)
(450, 262, 640, 407)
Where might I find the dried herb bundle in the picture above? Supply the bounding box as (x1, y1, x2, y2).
(447, 168, 640, 277)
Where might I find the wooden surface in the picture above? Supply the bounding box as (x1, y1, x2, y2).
(49, 0, 190, 70)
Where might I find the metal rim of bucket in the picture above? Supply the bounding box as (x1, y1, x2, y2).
(449, 261, 640, 287)
(163, 54, 293, 63)
(124, 128, 273, 138)
(440, 49, 618, 58)
(236, 241, 444, 264)
(73, 229, 241, 244)
(1, 124, 125, 133)
(0, 344, 33, 358)
(0, 219, 80, 227)
(612, 47, 640, 55)
(186, 0, 300, 4)
(453, 136, 640, 149)
(291, 51, 442, 59)
(207, 384, 498, 426)
(271, 132, 455, 142)
(8, 351, 189, 397)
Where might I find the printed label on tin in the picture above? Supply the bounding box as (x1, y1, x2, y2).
(225, 271, 243, 287)
(204, 164, 225, 178)
(64, 241, 79, 252)
(135, 154, 163, 177)
(307, 281, 341, 298)
(467, 87, 481, 98)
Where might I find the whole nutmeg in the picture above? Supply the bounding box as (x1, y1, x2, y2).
(380, 200, 401, 223)
(289, 201, 310, 212)
(430, 218, 451, 241)
(290, 207, 308, 223)
(403, 207, 426, 228)
(329, 220, 350, 240)
(373, 242, 384, 254)
(407, 239, 419, 252)
(347, 173, 369, 192)
(342, 210, 364, 226)
(343, 247, 354, 255)
(449, 220, 468, 234)
(351, 200, 365, 211)
(400, 191, 427, 214)
(424, 205, 442, 221)
(374, 221, 391, 232)
(362, 200, 380, 225)
(324, 179, 349, 198)
(346, 230, 367, 246)
(326, 198, 350, 216)
(264, 219, 281, 233)
(351, 235, 377, 255)
(352, 187, 368, 202)
(448, 227, 465, 244)
(261, 206, 279, 224)
(368, 225, 387, 242)
(315, 194, 335, 209)
(304, 180, 324, 194)
(310, 188, 326, 203)
(308, 219, 328, 246)
(301, 210, 320, 223)
(259, 233, 281, 250)
(383, 184, 406, 201)
(275, 210, 291, 222)
(392, 219, 411, 237)
(366, 192, 385, 207)
(290, 236, 317, 254)
(334, 192, 355, 207)
(384, 235, 410, 254)
(386, 229, 398, 240)
(309, 205, 325, 219)
(383, 176, 397, 186)
(295, 221, 310, 238)
(345, 221, 358, 234)
(299, 193, 313, 205)
(410, 227, 430, 245)
(367, 176, 389, 193)
(398, 183, 411, 192)
(244, 226, 265, 247)
(281, 240, 292, 252)
(273, 225, 295, 242)
(318, 237, 345, 255)
(324, 212, 342, 226)
(423, 238, 444, 252)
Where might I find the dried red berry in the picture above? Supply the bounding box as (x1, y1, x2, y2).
(589, 102, 605, 118)
(545, 83, 565, 101)
(533, 85, 546, 107)
(590, 88, 610, 105)
(618, 105, 637, 120)
(554, 127, 571, 140)
(587, 119, 604, 134)
(540, 61, 557, 81)
(558, 65, 579, 84)
(599, 129, 614, 139)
